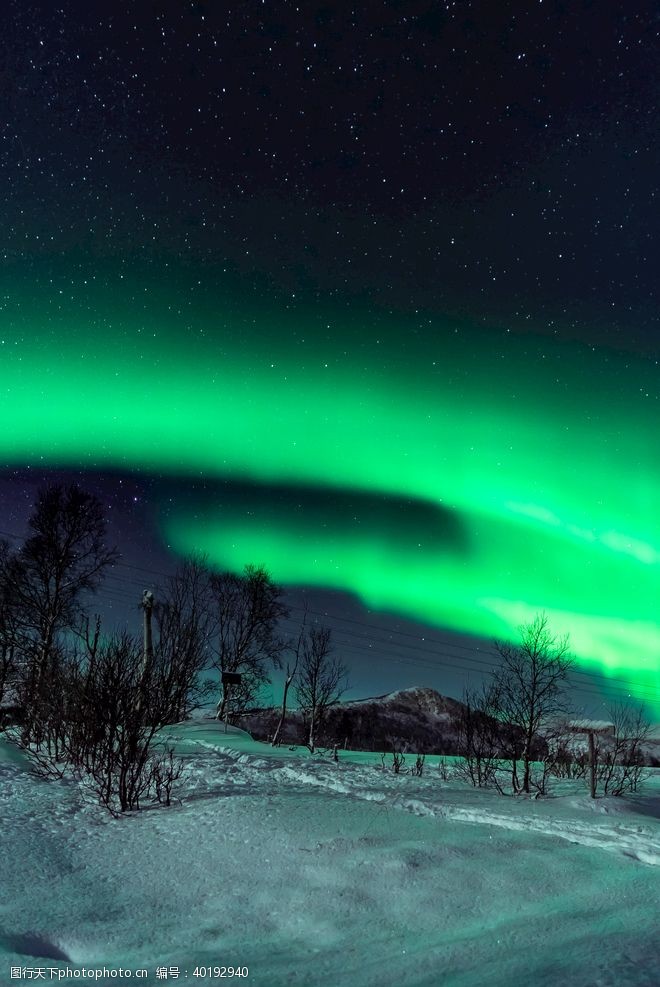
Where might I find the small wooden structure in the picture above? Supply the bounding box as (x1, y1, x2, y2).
(568, 719, 615, 799)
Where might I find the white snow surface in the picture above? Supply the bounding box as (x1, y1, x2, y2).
(1, 719, 659, 987)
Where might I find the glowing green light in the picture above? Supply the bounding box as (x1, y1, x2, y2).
(2, 287, 658, 707)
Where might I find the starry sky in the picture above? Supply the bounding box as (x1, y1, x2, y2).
(1, 1, 658, 715)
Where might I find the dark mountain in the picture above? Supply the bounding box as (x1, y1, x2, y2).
(237, 686, 466, 754)
(237, 689, 660, 766)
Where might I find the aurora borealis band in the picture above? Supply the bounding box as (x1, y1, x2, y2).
(1, 277, 658, 706)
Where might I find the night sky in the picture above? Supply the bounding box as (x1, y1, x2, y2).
(1, 1, 658, 715)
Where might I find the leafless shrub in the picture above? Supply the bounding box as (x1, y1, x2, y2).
(522, 721, 568, 796)
(597, 704, 651, 796)
(549, 745, 590, 780)
(411, 753, 425, 777)
(71, 633, 159, 812)
(295, 626, 348, 753)
(453, 684, 503, 789)
(10, 629, 187, 815)
(153, 746, 186, 807)
(437, 756, 454, 781)
(9, 642, 81, 769)
(391, 750, 405, 774)
(544, 721, 590, 782)
(529, 753, 554, 797)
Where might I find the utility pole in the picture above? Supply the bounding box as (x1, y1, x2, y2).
(568, 719, 614, 799)
(137, 590, 154, 713)
(588, 731, 596, 800)
(142, 590, 154, 672)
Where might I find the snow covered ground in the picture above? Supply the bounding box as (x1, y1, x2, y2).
(1, 719, 659, 987)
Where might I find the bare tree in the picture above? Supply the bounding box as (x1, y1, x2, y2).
(208, 564, 288, 721)
(153, 556, 215, 722)
(271, 607, 308, 747)
(295, 626, 348, 752)
(5, 484, 118, 740)
(491, 612, 574, 794)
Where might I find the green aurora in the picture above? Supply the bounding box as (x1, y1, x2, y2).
(2, 283, 659, 706)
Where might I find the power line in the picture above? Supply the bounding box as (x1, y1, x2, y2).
(98, 570, 660, 704)
(2, 524, 657, 708)
(99, 565, 660, 705)
(279, 618, 657, 709)
(279, 605, 660, 703)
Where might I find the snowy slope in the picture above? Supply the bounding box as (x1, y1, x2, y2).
(1, 720, 659, 987)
